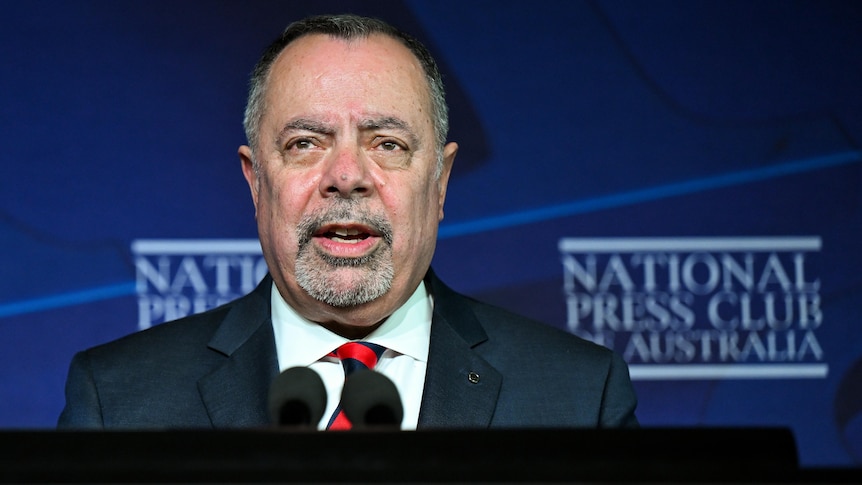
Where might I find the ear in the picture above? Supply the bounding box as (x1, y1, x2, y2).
(238, 145, 260, 215)
(437, 142, 458, 221)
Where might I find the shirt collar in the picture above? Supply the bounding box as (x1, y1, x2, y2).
(271, 280, 433, 371)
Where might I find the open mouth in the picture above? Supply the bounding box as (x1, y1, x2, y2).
(315, 224, 379, 244)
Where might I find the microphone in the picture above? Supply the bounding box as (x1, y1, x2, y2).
(267, 366, 327, 427)
(341, 369, 403, 429)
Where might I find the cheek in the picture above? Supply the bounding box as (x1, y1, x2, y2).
(386, 180, 440, 245)
(262, 167, 319, 209)
(255, 170, 317, 239)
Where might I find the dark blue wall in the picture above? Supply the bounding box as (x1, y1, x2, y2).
(2, 0, 860, 468)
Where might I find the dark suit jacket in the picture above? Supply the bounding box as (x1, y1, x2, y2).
(58, 270, 638, 429)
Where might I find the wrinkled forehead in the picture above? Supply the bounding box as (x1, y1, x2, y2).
(262, 34, 435, 133)
(284, 35, 427, 90)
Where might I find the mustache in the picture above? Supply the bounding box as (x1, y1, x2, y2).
(296, 199, 394, 248)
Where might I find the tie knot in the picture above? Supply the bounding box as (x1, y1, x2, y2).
(330, 341, 386, 376)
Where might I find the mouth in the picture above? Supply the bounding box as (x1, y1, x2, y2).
(315, 223, 380, 244)
(295, 204, 394, 261)
(310, 222, 385, 258)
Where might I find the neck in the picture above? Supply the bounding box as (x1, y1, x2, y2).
(318, 320, 384, 340)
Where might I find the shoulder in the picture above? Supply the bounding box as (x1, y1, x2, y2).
(78, 302, 231, 374)
(428, 271, 616, 363)
(471, 293, 612, 359)
(82, 275, 272, 363)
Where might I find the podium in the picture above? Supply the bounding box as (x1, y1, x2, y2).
(1, 427, 858, 483)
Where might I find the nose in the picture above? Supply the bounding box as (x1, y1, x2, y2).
(319, 144, 374, 198)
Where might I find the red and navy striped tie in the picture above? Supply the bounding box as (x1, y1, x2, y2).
(326, 341, 386, 430)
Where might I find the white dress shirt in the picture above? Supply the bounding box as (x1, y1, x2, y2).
(270, 281, 432, 430)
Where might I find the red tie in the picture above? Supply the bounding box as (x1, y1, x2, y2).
(326, 341, 386, 430)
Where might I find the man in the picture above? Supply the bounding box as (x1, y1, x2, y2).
(58, 14, 638, 429)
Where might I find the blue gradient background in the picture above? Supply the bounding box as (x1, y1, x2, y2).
(1, 0, 860, 468)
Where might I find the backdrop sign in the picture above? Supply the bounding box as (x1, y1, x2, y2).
(133, 240, 267, 330)
(560, 237, 827, 380)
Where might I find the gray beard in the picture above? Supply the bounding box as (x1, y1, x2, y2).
(293, 200, 394, 308)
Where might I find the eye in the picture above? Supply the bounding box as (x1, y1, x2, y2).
(368, 137, 411, 169)
(287, 138, 315, 150)
(373, 137, 407, 152)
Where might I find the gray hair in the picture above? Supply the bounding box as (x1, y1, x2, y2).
(242, 14, 449, 178)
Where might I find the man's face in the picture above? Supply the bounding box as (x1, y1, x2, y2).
(239, 34, 457, 337)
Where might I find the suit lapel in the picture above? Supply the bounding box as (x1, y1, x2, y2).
(418, 272, 502, 428)
(193, 271, 502, 428)
(198, 276, 279, 427)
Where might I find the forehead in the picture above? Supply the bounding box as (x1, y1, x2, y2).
(263, 33, 432, 122)
(278, 32, 420, 69)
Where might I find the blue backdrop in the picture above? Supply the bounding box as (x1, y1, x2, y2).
(2, 0, 861, 468)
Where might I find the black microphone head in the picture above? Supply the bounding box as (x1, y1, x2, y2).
(341, 369, 403, 429)
(268, 366, 327, 427)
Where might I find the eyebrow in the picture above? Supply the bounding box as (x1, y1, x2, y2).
(274, 116, 421, 148)
(275, 118, 335, 147)
(358, 116, 408, 131)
